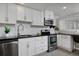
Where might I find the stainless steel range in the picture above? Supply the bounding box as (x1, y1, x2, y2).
(47, 35, 57, 52)
(41, 29, 57, 52)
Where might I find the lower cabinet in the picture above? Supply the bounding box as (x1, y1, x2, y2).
(35, 36, 48, 54)
(18, 38, 29, 56)
(57, 35, 73, 52)
(18, 36, 48, 56)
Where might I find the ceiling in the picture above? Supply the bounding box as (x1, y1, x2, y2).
(24, 3, 79, 19)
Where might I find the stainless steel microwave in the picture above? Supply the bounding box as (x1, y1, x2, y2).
(44, 18, 53, 26)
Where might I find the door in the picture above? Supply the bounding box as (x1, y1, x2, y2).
(61, 35, 73, 51)
(0, 3, 6, 23)
(25, 7, 32, 22)
(57, 35, 62, 47)
(17, 5, 25, 21)
(18, 38, 29, 56)
(32, 9, 44, 26)
(35, 37, 43, 54)
(8, 4, 17, 24)
(28, 38, 36, 56)
(42, 36, 48, 51)
(39, 11, 44, 26)
(45, 10, 50, 20)
(50, 11, 54, 19)
(32, 10, 39, 25)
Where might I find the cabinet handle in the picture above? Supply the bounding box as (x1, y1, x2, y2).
(27, 44, 29, 48)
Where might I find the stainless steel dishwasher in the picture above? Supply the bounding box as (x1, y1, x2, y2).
(0, 41, 18, 56)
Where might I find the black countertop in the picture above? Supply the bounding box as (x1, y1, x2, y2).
(0, 37, 18, 44)
(0, 32, 79, 41)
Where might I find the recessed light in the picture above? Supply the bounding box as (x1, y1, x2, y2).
(63, 6, 67, 10)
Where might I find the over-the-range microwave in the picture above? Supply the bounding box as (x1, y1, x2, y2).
(44, 18, 53, 26)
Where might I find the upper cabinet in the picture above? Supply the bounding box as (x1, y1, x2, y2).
(31, 9, 44, 26)
(0, 3, 17, 24)
(58, 13, 79, 31)
(7, 4, 17, 24)
(17, 5, 25, 21)
(24, 7, 32, 22)
(45, 10, 54, 20)
(17, 4, 32, 22)
(0, 4, 6, 23)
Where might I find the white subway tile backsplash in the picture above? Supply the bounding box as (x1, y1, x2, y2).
(0, 22, 49, 37)
(0, 24, 17, 37)
(17, 22, 49, 35)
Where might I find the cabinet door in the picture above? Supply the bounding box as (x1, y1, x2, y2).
(0, 3, 6, 23)
(45, 10, 50, 20)
(58, 20, 66, 30)
(31, 9, 37, 25)
(32, 9, 44, 26)
(17, 5, 24, 21)
(36, 11, 42, 26)
(42, 36, 48, 51)
(57, 35, 62, 47)
(50, 11, 54, 19)
(28, 38, 36, 56)
(45, 10, 54, 20)
(25, 7, 32, 22)
(57, 35, 73, 52)
(8, 4, 17, 24)
(18, 39, 29, 56)
(32, 10, 39, 25)
(61, 35, 73, 51)
(35, 36, 48, 54)
(35, 37, 43, 54)
(39, 11, 44, 26)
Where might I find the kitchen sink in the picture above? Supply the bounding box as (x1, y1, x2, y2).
(18, 35, 33, 38)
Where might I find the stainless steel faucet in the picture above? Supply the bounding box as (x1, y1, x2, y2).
(17, 23, 24, 37)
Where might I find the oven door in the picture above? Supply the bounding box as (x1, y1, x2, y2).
(47, 35, 57, 52)
(50, 35, 57, 44)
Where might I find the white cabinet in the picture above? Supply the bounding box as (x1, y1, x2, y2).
(57, 35, 73, 52)
(24, 7, 32, 22)
(17, 5, 33, 22)
(18, 38, 29, 56)
(0, 3, 16, 24)
(45, 10, 54, 20)
(0, 3, 6, 23)
(35, 36, 48, 54)
(31, 9, 44, 26)
(57, 35, 62, 47)
(7, 4, 17, 24)
(16, 4, 44, 25)
(18, 36, 48, 56)
(18, 38, 36, 56)
(28, 38, 36, 56)
(58, 20, 66, 30)
(17, 5, 25, 21)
